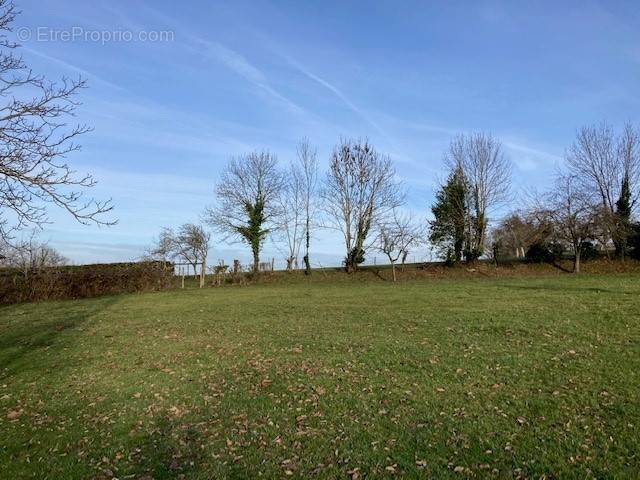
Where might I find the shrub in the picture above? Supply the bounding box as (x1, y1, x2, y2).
(580, 241, 599, 261)
(630, 223, 640, 260)
(525, 243, 554, 263)
(549, 243, 565, 260)
(0, 261, 174, 305)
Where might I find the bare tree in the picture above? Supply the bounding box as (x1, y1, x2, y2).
(566, 122, 640, 258)
(446, 133, 512, 261)
(534, 173, 596, 273)
(298, 139, 318, 275)
(173, 224, 210, 288)
(491, 211, 552, 259)
(146, 227, 177, 268)
(0, 232, 67, 275)
(375, 209, 422, 281)
(206, 151, 283, 273)
(276, 139, 319, 272)
(322, 139, 404, 272)
(277, 160, 305, 271)
(0, 1, 114, 243)
(398, 218, 424, 270)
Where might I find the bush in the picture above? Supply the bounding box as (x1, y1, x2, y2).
(580, 241, 599, 261)
(525, 243, 554, 263)
(549, 243, 565, 261)
(630, 223, 640, 260)
(0, 261, 174, 305)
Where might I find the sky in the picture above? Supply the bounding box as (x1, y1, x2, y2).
(11, 0, 640, 267)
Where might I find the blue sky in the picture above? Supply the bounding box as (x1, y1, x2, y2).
(14, 0, 640, 266)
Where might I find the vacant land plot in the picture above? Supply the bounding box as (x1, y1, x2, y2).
(1, 274, 639, 478)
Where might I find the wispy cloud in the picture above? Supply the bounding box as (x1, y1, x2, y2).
(139, 4, 307, 116)
(502, 139, 563, 171)
(23, 46, 126, 92)
(199, 40, 306, 114)
(277, 52, 387, 137)
(83, 96, 256, 157)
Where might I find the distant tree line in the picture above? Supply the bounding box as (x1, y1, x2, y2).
(2, 0, 637, 281)
(487, 123, 640, 273)
(147, 121, 639, 283)
(148, 137, 427, 284)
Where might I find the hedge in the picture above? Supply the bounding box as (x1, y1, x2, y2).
(0, 261, 174, 305)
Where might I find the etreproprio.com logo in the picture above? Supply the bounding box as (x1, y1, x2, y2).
(16, 26, 175, 45)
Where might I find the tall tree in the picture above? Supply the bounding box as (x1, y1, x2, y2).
(0, 1, 113, 243)
(276, 158, 305, 271)
(429, 166, 468, 263)
(298, 139, 318, 275)
(276, 140, 317, 272)
(322, 139, 403, 272)
(446, 133, 512, 261)
(206, 151, 283, 272)
(566, 122, 640, 258)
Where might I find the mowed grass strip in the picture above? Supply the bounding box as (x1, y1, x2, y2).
(1, 274, 639, 478)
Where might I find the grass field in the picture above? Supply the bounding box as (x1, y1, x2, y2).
(1, 273, 639, 478)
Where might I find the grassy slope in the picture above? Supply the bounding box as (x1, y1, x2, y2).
(1, 274, 639, 479)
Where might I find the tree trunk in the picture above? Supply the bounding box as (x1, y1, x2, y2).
(304, 221, 311, 275)
(614, 238, 627, 262)
(454, 237, 463, 263)
(391, 262, 396, 282)
(303, 254, 310, 275)
(573, 246, 581, 274)
(252, 247, 260, 273)
(199, 257, 206, 288)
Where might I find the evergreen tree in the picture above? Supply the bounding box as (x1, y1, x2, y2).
(615, 175, 632, 259)
(429, 167, 468, 263)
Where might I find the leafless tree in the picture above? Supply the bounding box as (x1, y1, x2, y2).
(277, 160, 304, 271)
(446, 133, 512, 260)
(566, 122, 640, 257)
(533, 173, 596, 273)
(276, 139, 319, 272)
(491, 211, 552, 259)
(146, 227, 177, 268)
(298, 139, 319, 275)
(205, 151, 283, 273)
(322, 138, 404, 272)
(173, 224, 210, 288)
(375, 209, 422, 281)
(0, 1, 114, 243)
(0, 232, 67, 275)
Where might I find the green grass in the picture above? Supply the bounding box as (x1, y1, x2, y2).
(1, 274, 639, 478)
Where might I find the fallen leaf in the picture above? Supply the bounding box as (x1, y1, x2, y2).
(6, 409, 23, 420)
